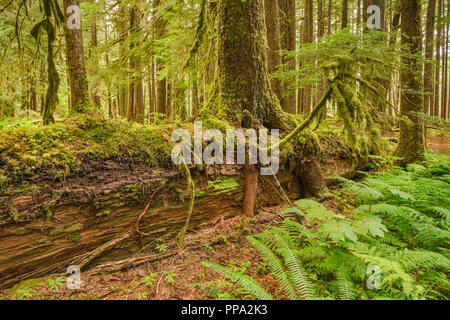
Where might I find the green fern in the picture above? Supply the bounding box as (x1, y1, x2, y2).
(201, 262, 274, 300)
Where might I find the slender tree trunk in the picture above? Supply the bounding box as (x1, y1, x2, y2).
(155, 0, 167, 114)
(342, 0, 348, 29)
(301, 0, 313, 115)
(118, 4, 128, 118)
(394, 0, 425, 165)
(264, 0, 283, 101)
(441, 0, 449, 119)
(127, 2, 144, 123)
(63, 0, 91, 114)
(434, 0, 443, 117)
(327, 0, 332, 35)
(278, 0, 296, 113)
(89, 5, 101, 108)
(424, 0, 437, 115)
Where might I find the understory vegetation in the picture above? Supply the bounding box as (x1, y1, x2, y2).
(201, 153, 450, 300)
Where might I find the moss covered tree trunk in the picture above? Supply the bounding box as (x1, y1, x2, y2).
(217, 0, 292, 217)
(63, 0, 91, 114)
(394, 0, 425, 165)
(217, 0, 286, 129)
(41, 0, 60, 125)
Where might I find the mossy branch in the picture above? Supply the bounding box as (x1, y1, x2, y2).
(266, 84, 333, 153)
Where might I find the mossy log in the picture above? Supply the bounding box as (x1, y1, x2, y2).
(0, 149, 361, 289)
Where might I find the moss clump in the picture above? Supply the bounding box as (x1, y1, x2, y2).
(0, 174, 9, 192)
(67, 232, 81, 243)
(207, 177, 240, 194)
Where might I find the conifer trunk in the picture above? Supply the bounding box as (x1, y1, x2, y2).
(63, 0, 90, 114)
(394, 0, 425, 165)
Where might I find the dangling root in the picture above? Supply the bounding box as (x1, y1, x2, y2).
(176, 156, 196, 251)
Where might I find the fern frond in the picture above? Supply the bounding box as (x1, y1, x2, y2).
(270, 229, 315, 299)
(336, 271, 355, 300)
(247, 236, 299, 300)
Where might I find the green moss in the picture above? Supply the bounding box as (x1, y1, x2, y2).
(207, 176, 240, 194)
(63, 223, 83, 234)
(0, 174, 9, 191)
(0, 115, 175, 178)
(49, 223, 83, 236)
(10, 244, 52, 259)
(67, 232, 81, 243)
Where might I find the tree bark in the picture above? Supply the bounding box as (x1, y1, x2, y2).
(394, 0, 425, 165)
(154, 0, 167, 115)
(434, 0, 442, 117)
(342, 0, 348, 29)
(441, 0, 449, 119)
(424, 0, 436, 115)
(63, 0, 91, 114)
(302, 0, 313, 115)
(278, 0, 297, 114)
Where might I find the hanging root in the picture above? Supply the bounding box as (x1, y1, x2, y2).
(176, 156, 196, 251)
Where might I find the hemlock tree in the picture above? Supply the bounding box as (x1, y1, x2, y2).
(394, 0, 425, 165)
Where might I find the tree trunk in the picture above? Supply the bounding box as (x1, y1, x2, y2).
(118, 4, 128, 118)
(302, 0, 313, 115)
(342, 0, 348, 29)
(327, 0, 332, 35)
(155, 0, 167, 114)
(89, 6, 101, 108)
(441, 0, 449, 119)
(217, 0, 291, 216)
(434, 0, 442, 117)
(394, 0, 425, 165)
(424, 0, 437, 115)
(278, 0, 297, 114)
(63, 0, 91, 114)
(264, 0, 283, 101)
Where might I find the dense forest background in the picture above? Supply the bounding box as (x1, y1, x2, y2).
(1, 0, 449, 126)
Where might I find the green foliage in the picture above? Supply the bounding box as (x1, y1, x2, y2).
(46, 277, 65, 292)
(202, 154, 450, 300)
(142, 272, 158, 288)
